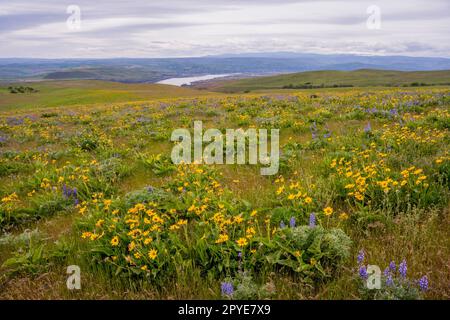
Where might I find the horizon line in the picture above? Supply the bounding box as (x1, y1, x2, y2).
(1, 52, 450, 60)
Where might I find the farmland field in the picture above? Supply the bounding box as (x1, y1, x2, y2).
(0, 82, 449, 300)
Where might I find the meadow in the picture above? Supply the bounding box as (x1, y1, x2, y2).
(0, 80, 212, 111)
(0, 83, 448, 299)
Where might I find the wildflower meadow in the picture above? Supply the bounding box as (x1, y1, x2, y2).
(0, 87, 448, 300)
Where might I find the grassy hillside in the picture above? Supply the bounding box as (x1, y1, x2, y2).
(0, 80, 213, 111)
(211, 69, 450, 92)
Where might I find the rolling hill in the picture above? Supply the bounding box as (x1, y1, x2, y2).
(208, 69, 450, 92)
(0, 80, 214, 111)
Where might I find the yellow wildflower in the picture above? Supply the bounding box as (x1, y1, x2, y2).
(148, 249, 157, 260)
(215, 234, 229, 244)
(95, 219, 104, 228)
(111, 236, 119, 246)
(323, 207, 333, 216)
(236, 237, 248, 247)
(339, 213, 349, 220)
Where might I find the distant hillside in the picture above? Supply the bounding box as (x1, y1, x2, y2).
(43, 70, 98, 79)
(1, 53, 450, 82)
(209, 69, 450, 92)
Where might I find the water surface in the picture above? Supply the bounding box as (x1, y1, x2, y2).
(157, 74, 235, 86)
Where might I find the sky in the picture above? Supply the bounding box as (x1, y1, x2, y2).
(0, 0, 449, 58)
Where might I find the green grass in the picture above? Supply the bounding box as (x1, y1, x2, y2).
(0, 80, 214, 111)
(212, 69, 450, 92)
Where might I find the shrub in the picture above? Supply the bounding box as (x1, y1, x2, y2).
(265, 225, 351, 280)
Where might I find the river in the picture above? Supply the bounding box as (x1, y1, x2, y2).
(157, 74, 235, 86)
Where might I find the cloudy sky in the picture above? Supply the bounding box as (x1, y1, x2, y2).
(0, 0, 449, 58)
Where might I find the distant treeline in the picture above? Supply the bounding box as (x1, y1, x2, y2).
(8, 86, 38, 94)
(282, 83, 354, 89)
(282, 82, 450, 89)
(385, 82, 450, 87)
(405, 82, 450, 87)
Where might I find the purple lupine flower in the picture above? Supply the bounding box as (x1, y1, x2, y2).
(280, 221, 286, 229)
(72, 188, 78, 205)
(364, 122, 372, 133)
(62, 184, 68, 198)
(357, 250, 365, 265)
(399, 259, 407, 278)
(389, 108, 398, 116)
(323, 130, 331, 139)
(237, 251, 243, 271)
(383, 267, 390, 277)
(289, 217, 296, 228)
(310, 122, 318, 139)
(386, 274, 394, 286)
(389, 261, 396, 272)
(418, 275, 428, 291)
(221, 282, 234, 296)
(309, 213, 316, 228)
(359, 266, 368, 279)
(7, 117, 24, 126)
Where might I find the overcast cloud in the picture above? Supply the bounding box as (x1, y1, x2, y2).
(0, 0, 449, 58)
